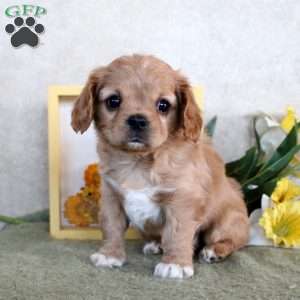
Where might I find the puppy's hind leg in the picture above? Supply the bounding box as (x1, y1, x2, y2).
(200, 239, 234, 263)
(200, 212, 249, 264)
(143, 241, 162, 255)
(141, 231, 162, 255)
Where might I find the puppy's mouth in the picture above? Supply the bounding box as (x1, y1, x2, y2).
(126, 135, 148, 151)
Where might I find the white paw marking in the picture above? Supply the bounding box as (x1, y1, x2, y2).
(90, 252, 125, 268)
(200, 247, 222, 263)
(154, 263, 194, 279)
(143, 241, 161, 255)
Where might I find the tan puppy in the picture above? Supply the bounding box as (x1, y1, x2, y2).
(71, 55, 249, 279)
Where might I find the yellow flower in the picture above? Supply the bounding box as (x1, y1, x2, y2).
(281, 106, 300, 165)
(280, 106, 297, 133)
(259, 201, 300, 247)
(271, 178, 300, 204)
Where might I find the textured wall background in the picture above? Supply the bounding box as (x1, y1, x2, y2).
(0, 0, 299, 216)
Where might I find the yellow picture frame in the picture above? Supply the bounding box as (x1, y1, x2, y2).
(48, 85, 203, 240)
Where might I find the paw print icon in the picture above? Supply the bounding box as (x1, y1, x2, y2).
(5, 17, 44, 47)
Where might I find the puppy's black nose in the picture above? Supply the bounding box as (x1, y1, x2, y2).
(127, 114, 149, 131)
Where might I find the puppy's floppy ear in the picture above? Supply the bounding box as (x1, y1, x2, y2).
(71, 68, 105, 134)
(176, 73, 202, 142)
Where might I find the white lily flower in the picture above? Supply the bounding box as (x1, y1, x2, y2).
(255, 114, 286, 159)
(247, 194, 273, 246)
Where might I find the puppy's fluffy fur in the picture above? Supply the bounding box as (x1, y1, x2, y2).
(72, 55, 249, 279)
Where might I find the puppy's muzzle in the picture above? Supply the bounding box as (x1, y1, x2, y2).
(127, 114, 149, 131)
(126, 114, 149, 146)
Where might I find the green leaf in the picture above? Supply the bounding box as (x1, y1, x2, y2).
(262, 178, 278, 196)
(240, 149, 260, 183)
(243, 144, 300, 188)
(205, 116, 217, 137)
(227, 121, 299, 214)
(0, 209, 49, 225)
(253, 116, 262, 154)
(226, 147, 257, 180)
(248, 162, 264, 179)
(242, 187, 263, 213)
(261, 123, 298, 170)
(21, 209, 49, 222)
(0, 215, 25, 224)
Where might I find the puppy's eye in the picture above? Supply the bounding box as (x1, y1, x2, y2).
(156, 98, 171, 114)
(105, 94, 121, 111)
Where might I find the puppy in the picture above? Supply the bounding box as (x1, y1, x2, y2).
(71, 54, 249, 279)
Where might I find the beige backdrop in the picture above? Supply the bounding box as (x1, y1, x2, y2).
(0, 0, 299, 216)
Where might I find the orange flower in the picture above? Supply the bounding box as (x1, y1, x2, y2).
(64, 163, 101, 227)
(64, 194, 99, 227)
(84, 163, 101, 187)
(79, 186, 101, 202)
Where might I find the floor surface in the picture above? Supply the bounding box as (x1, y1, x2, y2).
(0, 223, 299, 300)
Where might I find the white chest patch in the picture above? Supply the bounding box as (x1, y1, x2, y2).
(123, 188, 162, 230)
(104, 176, 174, 231)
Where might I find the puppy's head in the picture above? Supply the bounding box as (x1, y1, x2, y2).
(71, 55, 202, 152)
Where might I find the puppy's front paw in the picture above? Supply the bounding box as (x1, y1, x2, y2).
(154, 263, 194, 279)
(200, 247, 223, 263)
(143, 241, 162, 255)
(90, 252, 125, 268)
